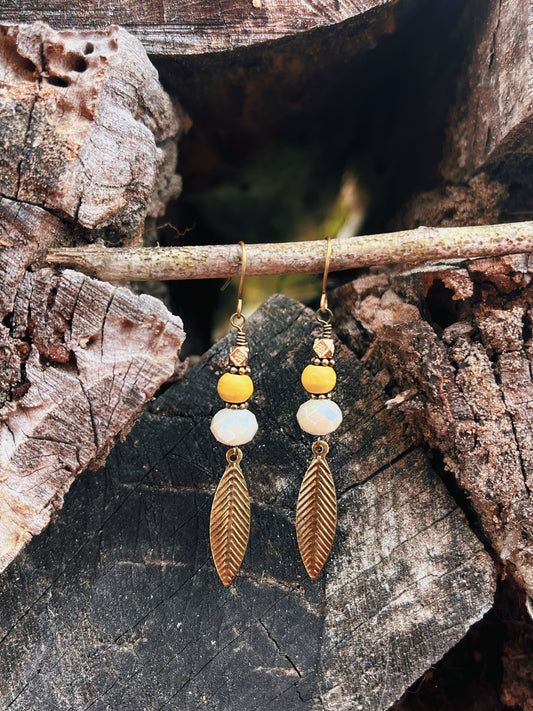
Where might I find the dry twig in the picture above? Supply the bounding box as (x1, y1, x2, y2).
(45, 221, 533, 281)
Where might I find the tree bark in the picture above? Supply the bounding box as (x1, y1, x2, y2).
(332, 254, 533, 601)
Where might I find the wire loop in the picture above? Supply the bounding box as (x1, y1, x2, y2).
(230, 312, 247, 330)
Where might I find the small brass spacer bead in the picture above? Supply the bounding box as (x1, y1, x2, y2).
(239, 402, 248, 409)
(310, 394, 318, 399)
(245, 366, 251, 374)
(329, 358, 336, 366)
(229, 366, 238, 374)
(326, 392, 333, 399)
(230, 404, 239, 410)
(321, 358, 330, 366)
(318, 394, 327, 399)
(313, 357, 321, 365)
(238, 366, 246, 374)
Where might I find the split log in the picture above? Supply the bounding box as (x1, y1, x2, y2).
(0, 24, 185, 574)
(0, 196, 185, 575)
(0, 1, 404, 55)
(440, 0, 533, 183)
(0, 22, 181, 240)
(332, 255, 533, 601)
(0, 296, 495, 710)
(393, 0, 533, 230)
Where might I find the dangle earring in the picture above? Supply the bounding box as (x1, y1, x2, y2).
(209, 242, 257, 586)
(295, 237, 342, 578)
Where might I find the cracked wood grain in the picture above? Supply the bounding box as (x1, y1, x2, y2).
(0, 1, 401, 55)
(0, 24, 185, 574)
(0, 261, 185, 574)
(441, 0, 533, 181)
(0, 296, 495, 710)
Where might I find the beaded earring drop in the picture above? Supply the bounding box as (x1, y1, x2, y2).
(295, 237, 341, 578)
(209, 242, 257, 586)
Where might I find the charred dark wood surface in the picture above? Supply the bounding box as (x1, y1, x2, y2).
(0, 296, 495, 711)
(440, 0, 533, 183)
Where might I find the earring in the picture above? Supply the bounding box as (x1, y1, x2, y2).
(295, 237, 341, 578)
(209, 242, 257, 586)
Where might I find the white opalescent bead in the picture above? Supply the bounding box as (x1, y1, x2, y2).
(210, 408, 258, 446)
(297, 399, 342, 436)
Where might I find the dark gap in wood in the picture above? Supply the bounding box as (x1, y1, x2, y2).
(392, 579, 520, 711)
(150, 0, 472, 354)
(424, 280, 466, 332)
(428, 449, 494, 557)
(69, 55, 87, 72)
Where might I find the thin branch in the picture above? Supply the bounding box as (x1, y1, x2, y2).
(44, 221, 533, 282)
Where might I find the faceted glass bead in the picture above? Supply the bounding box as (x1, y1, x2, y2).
(297, 399, 342, 435)
(210, 408, 258, 446)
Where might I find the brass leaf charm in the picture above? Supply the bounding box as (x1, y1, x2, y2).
(210, 447, 251, 586)
(296, 440, 337, 579)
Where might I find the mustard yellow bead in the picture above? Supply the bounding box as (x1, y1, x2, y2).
(301, 364, 336, 394)
(217, 372, 254, 403)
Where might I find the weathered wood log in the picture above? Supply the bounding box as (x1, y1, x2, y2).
(0, 296, 494, 710)
(0, 196, 185, 574)
(371, 1, 533, 623)
(0, 22, 181, 240)
(0, 1, 404, 55)
(368, 2, 533, 701)
(0, 24, 185, 574)
(392, 0, 533, 231)
(332, 255, 533, 602)
(440, 0, 533, 183)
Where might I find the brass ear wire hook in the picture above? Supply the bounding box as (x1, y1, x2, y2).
(317, 236, 333, 326)
(230, 241, 247, 330)
(320, 236, 332, 310)
(236, 240, 246, 317)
